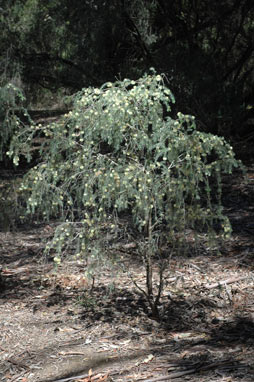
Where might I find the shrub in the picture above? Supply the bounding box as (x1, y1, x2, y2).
(8, 72, 241, 317)
(0, 80, 28, 161)
(0, 78, 30, 230)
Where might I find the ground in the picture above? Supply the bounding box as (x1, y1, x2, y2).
(0, 165, 254, 382)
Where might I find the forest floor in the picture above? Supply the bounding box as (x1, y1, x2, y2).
(0, 164, 254, 382)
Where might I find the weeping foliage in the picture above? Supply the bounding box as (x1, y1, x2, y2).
(9, 73, 240, 254)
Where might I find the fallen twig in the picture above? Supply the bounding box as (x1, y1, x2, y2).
(41, 371, 117, 382)
(141, 369, 196, 382)
(204, 275, 250, 289)
(43, 373, 91, 382)
(8, 357, 30, 370)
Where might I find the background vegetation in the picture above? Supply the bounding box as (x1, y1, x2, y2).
(1, 0, 253, 140)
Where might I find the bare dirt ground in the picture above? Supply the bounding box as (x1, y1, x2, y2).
(0, 165, 254, 382)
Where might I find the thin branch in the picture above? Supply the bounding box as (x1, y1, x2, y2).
(127, 270, 149, 299)
(123, 10, 152, 62)
(154, 261, 166, 308)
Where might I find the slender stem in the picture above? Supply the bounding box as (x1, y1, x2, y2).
(146, 213, 153, 299)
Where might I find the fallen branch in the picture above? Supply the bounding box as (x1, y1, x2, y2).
(142, 359, 246, 382)
(204, 275, 250, 289)
(44, 373, 98, 382)
(141, 368, 196, 382)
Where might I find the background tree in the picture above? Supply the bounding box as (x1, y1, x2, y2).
(1, 0, 253, 148)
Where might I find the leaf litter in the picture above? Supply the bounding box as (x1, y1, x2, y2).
(0, 165, 254, 382)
